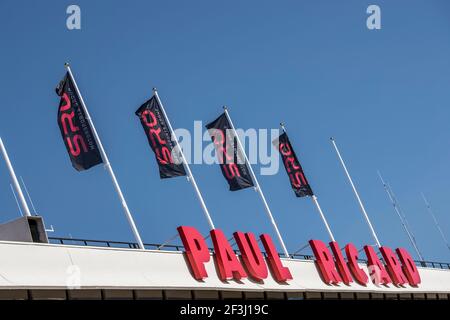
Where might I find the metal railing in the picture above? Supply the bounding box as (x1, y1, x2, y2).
(48, 236, 450, 270)
(417, 260, 450, 269)
(49, 237, 183, 251)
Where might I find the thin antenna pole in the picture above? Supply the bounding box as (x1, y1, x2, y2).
(10, 184, 23, 217)
(280, 123, 336, 242)
(387, 182, 420, 250)
(20, 176, 37, 215)
(421, 193, 450, 251)
(153, 89, 215, 230)
(0, 137, 31, 217)
(388, 183, 414, 234)
(65, 63, 145, 250)
(387, 183, 421, 252)
(330, 137, 381, 248)
(377, 171, 424, 261)
(224, 107, 289, 257)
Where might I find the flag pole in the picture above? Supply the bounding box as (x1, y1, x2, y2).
(421, 193, 450, 251)
(378, 171, 424, 260)
(0, 137, 32, 217)
(64, 63, 145, 250)
(330, 137, 381, 248)
(223, 106, 289, 257)
(280, 123, 336, 242)
(153, 89, 215, 230)
(311, 196, 336, 242)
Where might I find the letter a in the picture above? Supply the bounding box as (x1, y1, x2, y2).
(66, 5, 81, 30)
(366, 5, 381, 30)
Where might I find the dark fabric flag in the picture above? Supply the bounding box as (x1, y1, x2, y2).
(273, 132, 313, 197)
(135, 96, 186, 179)
(55, 72, 103, 171)
(205, 113, 254, 191)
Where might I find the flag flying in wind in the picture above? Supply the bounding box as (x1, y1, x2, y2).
(205, 112, 254, 191)
(135, 96, 186, 179)
(273, 132, 313, 197)
(55, 72, 103, 171)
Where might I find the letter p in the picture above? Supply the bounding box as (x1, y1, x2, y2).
(177, 226, 210, 280)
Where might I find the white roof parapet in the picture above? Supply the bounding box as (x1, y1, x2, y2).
(0, 241, 449, 293)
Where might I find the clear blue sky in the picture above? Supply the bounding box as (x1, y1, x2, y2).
(0, 0, 449, 262)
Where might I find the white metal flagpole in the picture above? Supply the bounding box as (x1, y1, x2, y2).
(421, 193, 450, 251)
(223, 107, 290, 257)
(64, 63, 145, 250)
(378, 171, 424, 261)
(153, 89, 216, 230)
(0, 137, 32, 217)
(280, 124, 336, 242)
(311, 195, 335, 242)
(330, 137, 382, 248)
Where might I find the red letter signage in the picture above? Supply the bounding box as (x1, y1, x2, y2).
(396, 248, 421, 286)
(345, 243, 368, 285)
(210, 229, 247, 281)
(233, 232, 268, 281)
(380, 246, 408, 286)
(177, 226, 210, 280)
(178, 225, 421, 289)
(310, 239, 341, 284)
(260, 234, 293, 282)
(364, 245, 391, 285)
(329, 241, 353, 285)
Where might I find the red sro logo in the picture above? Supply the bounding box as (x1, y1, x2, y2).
(209, 129, 241, 180)
(59, 92, 88, 157)
(279, 141, 308, 188)
(140, 109, 174, 165)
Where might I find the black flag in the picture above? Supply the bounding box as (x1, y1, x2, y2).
(273, 132, 313, 197)
(135, 96, 186, 179)
(206, 113, 254, 191)
(55, 72, 103, 171)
